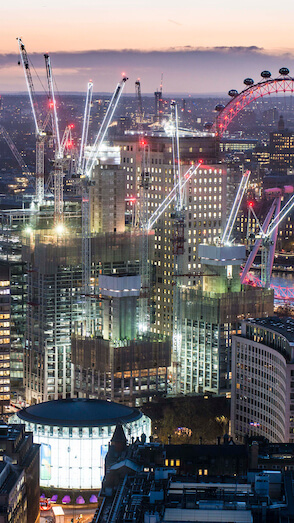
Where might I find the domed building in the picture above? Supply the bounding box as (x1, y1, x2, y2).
(11, 398, 150, 489)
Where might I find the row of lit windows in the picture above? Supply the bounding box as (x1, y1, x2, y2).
(193, 177, 223, 184)
(165, 459, 181, 467)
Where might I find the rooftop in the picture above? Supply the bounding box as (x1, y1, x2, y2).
(245, 317, 294, 344)
(17, 398, 142, 428)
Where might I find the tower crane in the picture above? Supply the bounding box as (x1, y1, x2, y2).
(44, 124, 75, 195)
(138, 139, 151, 334)
(0, 125, 34, 186)
(17, 37, 47, 205)
(221, 170, 251, 245)
(44, 53, 65, 225)
(85, 77, 128, 175)
(78, 81, 93, 175)
(135, 79, 144, 132)
(139, 157, 203, 339)
(240, 186, 294, 288)
(147, 161, 203, 230)
(80, 76, 128, 334)
(169, 102, 185, 394)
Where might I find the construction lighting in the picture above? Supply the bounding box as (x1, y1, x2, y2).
(24, 226, 33, 235)
(55, 224, 65, 235)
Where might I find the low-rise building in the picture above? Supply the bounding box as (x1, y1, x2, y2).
(93, 427, 294, 523)
(0, 423, 40, 523)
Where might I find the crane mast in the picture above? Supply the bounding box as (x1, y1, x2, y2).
(135, 80, 144, 130)
(170, 102, 184, 394)
(17, 37, 45, 205)
(44, 54, 61, 154)
(44, 54, 64, 225)
(138, 141, 151, 334)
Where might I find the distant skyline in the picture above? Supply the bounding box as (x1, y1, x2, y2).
(2, 0, 294, 94)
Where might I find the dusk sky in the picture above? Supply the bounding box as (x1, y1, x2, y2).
(2, 0, 294, 94)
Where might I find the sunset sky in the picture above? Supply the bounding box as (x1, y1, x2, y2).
(2, 0, 294, 93)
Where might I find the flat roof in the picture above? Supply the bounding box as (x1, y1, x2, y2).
(17, 398, 142, 427)
(163, 508, 253, 522)
(245, 317, 294, 343)
(169, 483, 252, 493)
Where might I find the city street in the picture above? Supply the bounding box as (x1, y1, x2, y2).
(40, 505, 96, 523)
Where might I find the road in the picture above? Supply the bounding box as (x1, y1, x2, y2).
(40, 505, 96, 523)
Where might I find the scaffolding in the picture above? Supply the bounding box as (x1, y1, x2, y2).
(72, 333, 171, 405)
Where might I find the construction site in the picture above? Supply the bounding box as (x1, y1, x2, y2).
(1, 42, 294, 411)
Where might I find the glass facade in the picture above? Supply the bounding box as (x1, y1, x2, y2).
(11, 413, 151, 489)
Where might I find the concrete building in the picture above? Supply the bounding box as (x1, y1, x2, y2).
(114, 133, 224, 339)
(94, 428, 292, 523)
(0, 266, 11, 415)
(179, 244, 274, 395)
(0, 423, 40, 523)
(90, 146, 126, 234)
(231, 317, 294, 443)
(0, 461, 27, 523)
(72, 334, 171, 405)
(270, 127, 294, 173)
(72, 134, 223, 403)
(23, 231, 83, 403)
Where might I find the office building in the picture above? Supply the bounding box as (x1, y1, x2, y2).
(0, 423, 40, 523)
(179, 244, 274, 395)
(23, 231, 83, 403)
(113, 133, 224, 339)
(0, 266, 11, 415)
(231, 317, 294, 443)
(270, 126, 294, 173)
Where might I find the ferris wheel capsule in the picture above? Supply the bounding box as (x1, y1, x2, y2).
(261, 70, 271, 78)
(244, 78, 254, 86)
(279, 67, 290, 76)
(215, 104, 225, 112)
(228, 89, 238, 97)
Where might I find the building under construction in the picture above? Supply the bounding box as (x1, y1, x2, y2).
(179, 244, 274, 396)
(72, 335, 171, 404)
(2, 41, 281, 406)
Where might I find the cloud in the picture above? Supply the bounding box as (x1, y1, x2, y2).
(2, 46, 294, 94)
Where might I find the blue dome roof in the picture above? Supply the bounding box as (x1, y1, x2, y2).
(17, 398, 142, 427)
